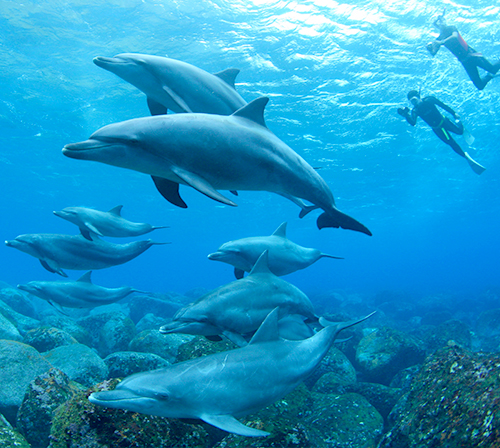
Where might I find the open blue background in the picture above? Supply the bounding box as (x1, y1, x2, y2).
(1, 0, 499, 302)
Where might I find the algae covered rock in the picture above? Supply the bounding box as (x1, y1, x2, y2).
(43, 343, 108, 387)
(0, 413, 31, 448)
(0, 339, 52, 424)
(23, 326, 79, 352)
(356, 327, 425, 385)
(104, 350, 170, 378)
(16, 368, 80, 448)
(129, 330, 193, 363)
(48, 380, 210, 448)
(379, 346, 500, 448)
(176, 335, 237, 362)
(305, 346, 357, 389)
(41, 315, 91, 346)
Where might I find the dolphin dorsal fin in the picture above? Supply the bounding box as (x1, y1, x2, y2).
(231, 97, 268, 128)
(248, 250, 272, 276)
(213, 68, 240, 88)
(108, 205, 123, 216)
(271, 222, 287, 238)
(248, 307, 280, 345)
(77, 271, 93, 283)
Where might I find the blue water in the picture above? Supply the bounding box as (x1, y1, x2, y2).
(1, 0, 499, 302)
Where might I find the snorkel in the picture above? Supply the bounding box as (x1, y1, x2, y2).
(427, 9, 446, 56)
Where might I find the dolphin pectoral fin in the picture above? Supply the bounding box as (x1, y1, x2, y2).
(161, 85, 193, 113)
(221, 330, 248, 347)
(320, 253, 344, 260)
(40, 259, 67, 277)
(204, 335, 223, 342)
(80, 228, 93, 241)
(151, 176, 188, 208)
(234, 268, 245, 279)
(85, 223, 104, 237)
(147, 97, 168, 116)
(317, 210, 372, 236)
(170, 167, 238, 207)
(230, 190, 238, 196)
(201, 414, 270, 437)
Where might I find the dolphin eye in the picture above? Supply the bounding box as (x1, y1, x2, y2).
(155, 392, 169, 400)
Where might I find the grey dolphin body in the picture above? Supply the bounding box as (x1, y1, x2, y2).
(62, 98, 371, 235)
(17, 271, 138, 310)
(93, 53, 246, 116)
(208, 222, 343, 279)
(89, 308, 374, 437)
(5, 233, 164, 277)
(160, 251, 316, 346)
(53, 205, 168, 240)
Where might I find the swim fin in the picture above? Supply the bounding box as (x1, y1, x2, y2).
(462, 125, 475, 145)
(464, 152, 486, 175)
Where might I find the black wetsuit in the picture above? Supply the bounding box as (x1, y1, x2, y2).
(437, 24, 500, 90)
(404, 96, 465, 157)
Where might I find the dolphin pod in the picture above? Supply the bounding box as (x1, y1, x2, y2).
(208, 221, 343, 278)
(63, 97, 372, 236)
(53, 205, 168, 240)
(17, 271, 140, 311)
(93, 53, 247, 116)
(90, 308, 375, 436)
(5, 233, 165, 277)
(160, 251, 317, 346)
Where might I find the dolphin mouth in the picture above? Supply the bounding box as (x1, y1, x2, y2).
(62, 140, 113, 159)
(159, 322, 186, 334)
(207, 252, 224, 261)
(89, 390, 142, 404)
(93, 56, 130, 68)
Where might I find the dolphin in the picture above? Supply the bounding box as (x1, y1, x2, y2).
(160, 251, 317, 346)
(53, 205, 168, 240)
(93, 53, 247, 116)
(62, 97, 372, 235)
(5, 233, 165, 277)
(208, 222, 343, 279)
(89, 307, 375, 437)
(17, 271, 140, 310)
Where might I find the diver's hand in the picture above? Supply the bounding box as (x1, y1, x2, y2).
(397, 107, 409, 117)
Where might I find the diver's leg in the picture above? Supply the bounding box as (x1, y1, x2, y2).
(443, 117, 463, 135)
(474, 55, 500, 74)
(462, 60, 487, 90)
(433, 128, 465, 157)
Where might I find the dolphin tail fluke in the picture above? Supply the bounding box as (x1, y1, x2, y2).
(201, 414, 270, 437)
(464, 152, 486, 175)
(317, 210, 372, 236)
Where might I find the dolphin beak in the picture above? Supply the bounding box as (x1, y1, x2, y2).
(93, 56, 129, 69)
(89, 389, 141, 405)
(5, 240, 13, 247)
(62, 140, 110, 159)
(207, 252, 223, 261)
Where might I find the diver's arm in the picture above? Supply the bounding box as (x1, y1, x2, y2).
(434, 30, 459, 46)
(397, 106, 417, 126)
(429, 97, 457, 118)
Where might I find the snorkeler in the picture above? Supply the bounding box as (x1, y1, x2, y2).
(397, 90, 485, 175)
(427, 12, 500, 90)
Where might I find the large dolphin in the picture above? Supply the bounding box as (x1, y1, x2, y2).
(17, 271, 140, 310)
(63, 97, 372, 235)
(89, 308, 374, 437)
(5, 233, 165, 277)
(93, 53, 247, 116)
(208, 222, 343, 279)
(53, 205, 168, 240)
(160, 251, 317, 346)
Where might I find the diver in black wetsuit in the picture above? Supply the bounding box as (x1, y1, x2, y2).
(427, 14, 500, 90)
(398, 90, 485, 174)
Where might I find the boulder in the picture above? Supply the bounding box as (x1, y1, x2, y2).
(0, 413, 30, 448)
(104, 351, 170, 378)
(16, 368, 80, 448)
(0, 313, 21, 341)
(0, 340, 52, 424)
(379, 346, 500, 447)
(23, 326, 78, 352)
(356, 327, 425, 385)
(129, 330, 193, 363)
(43, 344, 107, 387)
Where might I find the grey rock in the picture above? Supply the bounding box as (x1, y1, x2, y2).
(129, 330, 193, 363)
(0, 313, 21, 341)
(23, 326, 78, 352)
(104, 351, 170, 378)
(0, 285, 36, 318)
(43, 343, 107, 387)
(0, 300, 40, 335)
(41, 315, 91, 346)
(0, 340, 52, 424)
(0, 413, 31, 448)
